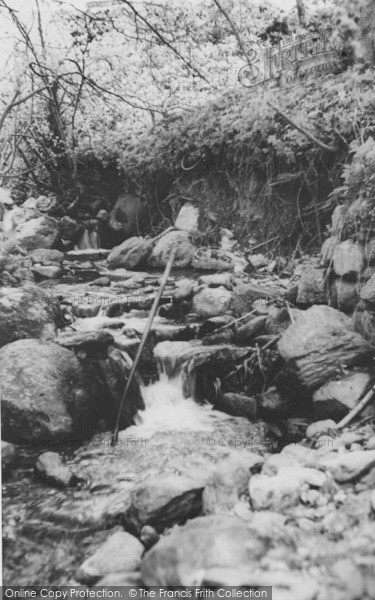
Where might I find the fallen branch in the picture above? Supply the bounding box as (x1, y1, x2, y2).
(336, 383, 375, 430)
(111, 246, 177, 445)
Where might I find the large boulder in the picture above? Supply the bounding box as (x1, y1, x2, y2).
(29, 248, 64, 265)
(296, 264, 326, 306)
(16, 216, 59, 250)
(0, 339, 99, 443)
(333, 240, 365, 278)
(330, 279, 359, 313)
(278, 305, 371, 390)
(22, 195, 58, 213)
(313, 372, 372, 420)
(149, 230, 195, 268)
(192, 286, 232, 318)
(0, 286, 61, 347)
(175, 202, 199, 231)
(107, 236, 152, 269)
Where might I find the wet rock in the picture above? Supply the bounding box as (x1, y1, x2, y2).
(77, 530, 144, 585)
(175, 202, 199, 231)
(278, 305, 371, 390)
(89, 276, 111, 287)
(232, 282, 281, 316)
(0, 285, 61, 348)
(127, 476, 204, 533)
(320, 236, 339, 266)
(141, 515, 265, 586)
(203, 453, 263, 515)
(140, 525, 159, 549)
(192, 248, 234, 271)
(32, 265, 63, 279)
(192, 286, 232, 318)
(333, 240, 365, 278)
(249, 471, 303, 510)
(235, 315, 266, 341)
(2, 441, 16, 475)
(2, 206, 39, 238)
(330, 279, 358, 313)
(319, 450, 375, 483)
(198, 273, 232, 289)
(246, 254, 268, 270)
(59, 216, 82, 241)
(173, 279, 195, 302)
(313, 372, 371, 420)
(57, 329, 114, 356)
(29, 249, 64, 265)
(107, 237, 152, 269)
(65, 249, 111, 261)
(297, 264, 327, 305)
(215, 393, 257, 420)
(280, 444, 318, 467)
(16, 216, 59, 250)
(306, 420, 336, 439)
(0, 339, 98, 443)
(148, 230, 195, 268)
(35, 452, 75, 488)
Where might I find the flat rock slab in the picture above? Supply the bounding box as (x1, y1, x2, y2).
(65, 249, 111, 261)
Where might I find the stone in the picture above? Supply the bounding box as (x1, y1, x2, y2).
(360, 273, 375, 309)
(107, 236, 152, 269)
(306, 420, 337, 439)
(22, 195, 58, 213)
(278, 305, 371, 390)
(65, 249, 110, 261)
(215, 393, 257, 420)
(235, 316, 266, 341)
(16, 216, 59, 250)
(330, 279, 358, 313)
(32, 265, 63, 279)
(352, 304, 375, 346)
(232, 282, 281, 316)
(175, 202, 199, 231)
(173, 279, 195, 302)
(192, 286, 232, 318)
(319, 450, 375, 483)
(333, 240, 365, 278)
(77, 530, 144, 585)
(281, 444, 318, 467)
(57, 329, 114, 354)
(249, 473, 303, 510)
(89, 277, 111, 287)
(296, 264, 327, 305)
(262, 453, 299, 476)
(192, 248, 234, 271)
(127, 476, 204, 533)
(2, 440, 16, 474)
(149, 230, 195, 268)
(140, 525, 159, 549)
(220, 229, 236, 252)
(198, 273, 232, 289)
(361, 264, 375, 281)
(0, 286, 61, 348)
(59, 216, 82, 241)
(141, 515, 265, 586)
(313, 372, 371, 420)
(265, 307, 303, 336)
(108, 193, 146, 241)
(203, 453, 263, 515)
(94, 572, 142, 586)
(258, 387, 293, 417)
(365, 238, 375, 265)
(35, 452, 75, 488)
(320, 236, 339, 266)
(0, 339, 99, 443)
(2, 206, 39, 239)
(246, 254, 268, 269)
(29, 249, 64, 265)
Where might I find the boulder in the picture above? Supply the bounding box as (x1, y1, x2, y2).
(141, 515, 265, 586)
(22, 195, 58, 213)
(108, 193, 146, 241)
(59, 216, 82, 241)
(246, 254, 268, 270)
(198, 273, 232, 289)
(173, 279, 195, 303)
(2, 206, 39, 238)
(175, 202, 199, 231)
(32, 265, 63, 279)
(192, 286, 232, 318)
(305, 420, 336, 439)
(77, 530, 144, 585)
(360, 273, 375, 309)
(0, 339, 98, 443)
(319, 450, 375, 483)
(278, 305, 371, 390)
(107, 236, 152, 269)
(0, 286, 60, 348)
(232, 282, 281, 316)
(265, 307, 303, 336)
(332, 240, 365, 278)
(320, 236, 339, 266)
(330, 279, 358, 313)
(313, 372, 371, 420)
(192, 248, 234, 271)
(149, 230, 195, 268)
(2, 440, 16, 475)
(16, 216, 59, 250)
(202, 453, 263, 515)
(215, 393, 257, 420)
(296, 264, 327, 306)
(127, 476, 204, 533)
(29, 249, 64, 265)
(352, 304, 375, 345)
(35, 451, 75, 488)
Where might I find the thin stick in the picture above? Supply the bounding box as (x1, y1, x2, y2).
(111, 246, 177, 446)
(336, 383, 375, 430)
(285, 301, 295, 324)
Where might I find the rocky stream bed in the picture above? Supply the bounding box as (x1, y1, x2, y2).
(1, 200, 375, 598)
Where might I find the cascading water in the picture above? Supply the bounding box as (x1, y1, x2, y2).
(74, 228, 99, 250)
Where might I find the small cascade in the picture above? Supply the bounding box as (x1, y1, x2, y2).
(74, 228, 99, 250)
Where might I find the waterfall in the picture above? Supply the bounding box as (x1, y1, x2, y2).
(74, 229, 99, 250)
